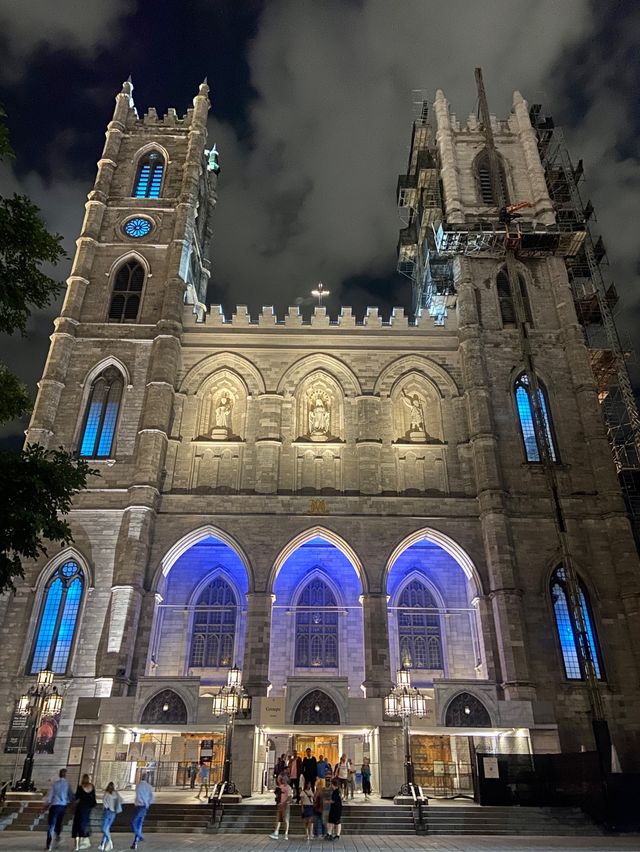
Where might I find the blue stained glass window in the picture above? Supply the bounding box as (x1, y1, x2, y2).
(30, 561, 84, 674)
(124, 217, 152, 238)
(133, 151, 165, 198)
(551, 566, 602, 681)
(189, 576, 237, 668)
(515, 373, 557, 462)
(79, 368, 123, 459)
(397, 579, 443, 670)
(295, 576, 338, 668)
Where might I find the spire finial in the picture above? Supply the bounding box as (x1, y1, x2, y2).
(198, 77, 210, 97)
(311, 282, 330, 307)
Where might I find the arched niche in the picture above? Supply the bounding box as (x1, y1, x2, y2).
(293, 689, 340, 725)
(294, 370, 344, 443)
(194, 369, 248, 441)
(390, 373, 444, 444)
(140, 689, 188, 724)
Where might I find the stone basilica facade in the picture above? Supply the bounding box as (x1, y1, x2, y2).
(1, 80, 640, 798)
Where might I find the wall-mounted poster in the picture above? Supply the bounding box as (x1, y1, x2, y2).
(483, 756, 500, 779)
(36, 709, 61, 754)
(68, 746, 84, 765)
(101, 743, 116, 762)
(127, 742, 142, 762)
(4, 702, 30, 753)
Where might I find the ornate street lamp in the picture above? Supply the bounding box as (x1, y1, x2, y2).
(211, 665, 252, 795)
(15, 670, 63, 791)
(384, 666, 431, 796)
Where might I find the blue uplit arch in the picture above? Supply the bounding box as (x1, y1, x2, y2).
(551, 566, 603, 681)
(515, 372, 557, 462)
(30, 560, 84, 674)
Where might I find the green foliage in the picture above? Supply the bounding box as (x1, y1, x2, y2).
(0, 445, 95, 591)
(0, 108, 93, 593)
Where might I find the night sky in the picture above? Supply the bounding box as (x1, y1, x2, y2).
(0, 0, 639, 447)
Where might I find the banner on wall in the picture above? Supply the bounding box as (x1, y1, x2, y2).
(36, 709, 61, 754)
(101, 743, 117, 762)
(4, 702, 31, 753)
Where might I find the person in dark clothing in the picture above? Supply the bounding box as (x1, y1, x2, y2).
(301, 747, 318, 791)
(287, 750, 302, 803)
(72, 773, 97, 850)
(325, 777, 342, 841)
(274, 753, 287, 786)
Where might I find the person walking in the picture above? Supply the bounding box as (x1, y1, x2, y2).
(99, 782, 122, 851)
(130, 772, 154, 850)
(300, 780, 315, 841)
(361, 757, 372, 801)
(316, 754, 330, 783)
(325, 777, 342, 842)
(274, 753, 287, 787)
(334, 754, 350, 799)
(312, 778, 326, 838)
(71, 773, 97, 850)
(301, 747, 318, 791)
(195, 760, 210, 800)
(189, 762, 197, 790)
(346, 762, 355, 800)
(45, 768, 73, 850)
(287, 750, 302, 803)
(269, 774, 292, 841)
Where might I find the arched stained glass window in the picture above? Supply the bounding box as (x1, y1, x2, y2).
(133, 150, 165, 198)
(108, 260, 144, 323)
(397, 578, 443, 671)
(551, 566, 602, 681)
(497, 268, 532, 326)
(30, 560, 84, 674)
(79, 367, 124, 459)
(295, 576, 339, 668)
(189, 576, 237, 668)
(515, 373, 557, 463)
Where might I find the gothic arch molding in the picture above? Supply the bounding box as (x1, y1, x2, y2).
(80, 356, 132, 390)
(276, 354, 362, 397)
(444, 691, 492, 728)
(153, 524, 255, 593)
(131, 141, 171, 168)
(106, 250, 151, 281)
(180, 353, 266, 397)
(383, 528, 484, 597)
(269, 526, 368, 593)
(374, 355, 460, 398)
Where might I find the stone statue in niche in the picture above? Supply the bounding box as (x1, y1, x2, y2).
(211, 392, 234, 440)
(307, 393, 331, 442)
(401, 389, 428, 442)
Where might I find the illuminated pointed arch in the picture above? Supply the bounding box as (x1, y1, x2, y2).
(269, 526, 367, 593)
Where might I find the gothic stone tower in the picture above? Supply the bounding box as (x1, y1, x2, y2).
(1, 82, 640, 798)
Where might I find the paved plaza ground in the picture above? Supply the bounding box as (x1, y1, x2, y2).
(2, 834, 640, 852)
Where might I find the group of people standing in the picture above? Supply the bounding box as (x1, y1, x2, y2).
(44, 768, 153, 851)
(270, 748, 372, 841)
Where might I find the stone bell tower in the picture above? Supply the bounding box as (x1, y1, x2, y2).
(24, 78, 219, 695)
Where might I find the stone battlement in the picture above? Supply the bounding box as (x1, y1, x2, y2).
(188, 304, 453, 330)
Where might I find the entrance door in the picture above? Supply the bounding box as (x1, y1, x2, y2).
(411, 735, 475, 798)
(294, 735, 339, 768)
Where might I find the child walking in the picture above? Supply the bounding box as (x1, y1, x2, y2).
(300, 780, 314, 841)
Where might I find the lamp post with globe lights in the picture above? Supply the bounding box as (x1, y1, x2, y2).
(212, 665, 252, 794)
(15, 670, 64, 791)
(384, 666, 430, 795)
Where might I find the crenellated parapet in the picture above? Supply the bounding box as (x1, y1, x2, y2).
(191, 304, 453, 330)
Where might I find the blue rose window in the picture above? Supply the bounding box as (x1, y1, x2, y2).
(124, 217, 152, 238)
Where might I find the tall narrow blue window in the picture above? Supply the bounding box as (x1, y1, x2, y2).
(515, 373, 557, 462)
(397, 578, 443, 670)
(133, 150, 165, 198)
(189, 576, 237, 668)
(295, 577, 338, 668)
(79, 367, 123, 459)
(30, 561, 84, 674)
(551, 566, 602, 681)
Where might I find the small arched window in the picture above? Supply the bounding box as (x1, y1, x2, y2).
(79, 367, 124, 458)
(108, 260, 144, 323)
(551, 566, 602, 680)
(133, 150, 165, 198)
(397, 578, 443, 670)
(497, 268, 533, 326)
(295, 577, 338, 668)
(514, 372, 557, 463)
(189, 576, 237, 668)
(475, 149, 508, 207)
(30, 560, 84, 674)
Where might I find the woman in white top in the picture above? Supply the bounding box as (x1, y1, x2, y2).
(99, 782, 123, 851)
